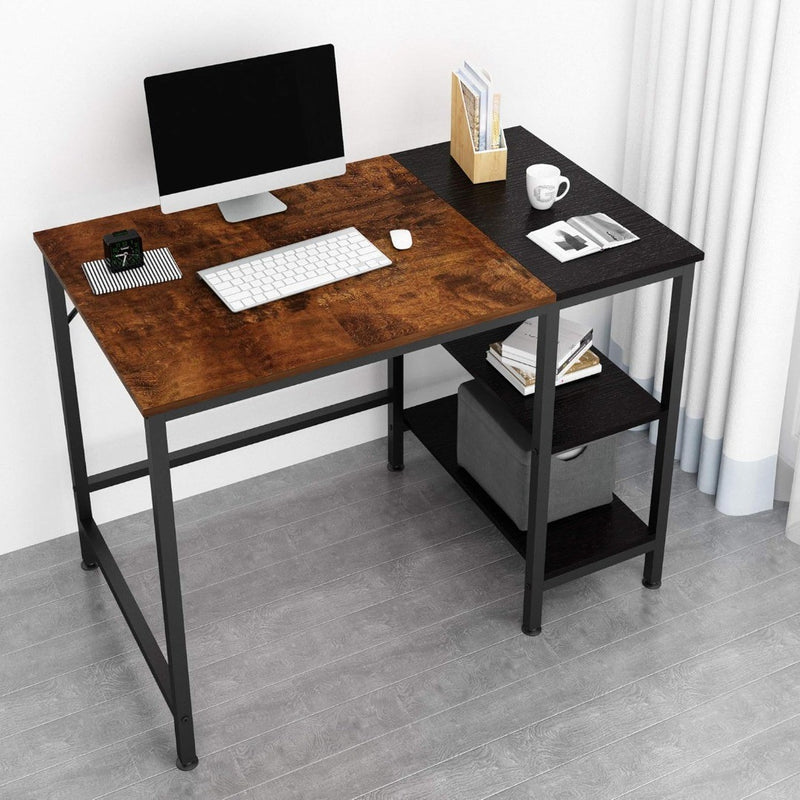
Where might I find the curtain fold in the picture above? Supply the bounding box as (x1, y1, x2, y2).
(611, 0, 800, 527)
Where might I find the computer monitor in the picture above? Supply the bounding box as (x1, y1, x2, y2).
(143, 44, 346, 223)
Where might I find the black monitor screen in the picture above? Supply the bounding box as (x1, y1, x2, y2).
(144, 44, 344, 197)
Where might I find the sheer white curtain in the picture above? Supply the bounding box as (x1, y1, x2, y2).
(610, 0, 800, 531)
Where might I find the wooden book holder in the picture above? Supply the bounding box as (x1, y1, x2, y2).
(450, 72, 507, 184)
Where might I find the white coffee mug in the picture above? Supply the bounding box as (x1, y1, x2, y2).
(526, 164, 570, 210)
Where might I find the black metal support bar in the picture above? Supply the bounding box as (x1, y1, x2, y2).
(522, 308, 560, 635)
(387, 356, 404, 471)
(88, 389, 391, 492)
(643, 265, 695, 588)
(80, 517, 172, 705)
(67, 307, 78, 323)
(144, 416, 198, 771)
(43, 259, 97, 570)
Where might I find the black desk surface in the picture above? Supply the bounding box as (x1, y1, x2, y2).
(394, 126, 704, 300)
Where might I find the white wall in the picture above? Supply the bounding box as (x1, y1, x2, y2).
(0, 0, 637, 555)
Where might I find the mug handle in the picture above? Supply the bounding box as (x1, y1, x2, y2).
(555, 177, 570, 202)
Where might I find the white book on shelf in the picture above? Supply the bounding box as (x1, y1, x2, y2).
(498, 315, 592, 372)
(486, 345, 601, 395)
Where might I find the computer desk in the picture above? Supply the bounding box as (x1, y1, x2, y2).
(35, 126, 703, 769)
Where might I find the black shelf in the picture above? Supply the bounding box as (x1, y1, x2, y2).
(443, 324, 663, 454)
(405, 395, 655, 587)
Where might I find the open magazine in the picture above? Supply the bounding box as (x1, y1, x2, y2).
(527, 213, 638, 262)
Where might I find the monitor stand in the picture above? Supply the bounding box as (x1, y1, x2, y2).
(218, 192, 287, 223)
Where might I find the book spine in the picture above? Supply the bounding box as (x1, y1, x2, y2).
(487, 349, 591, 395)
(486, 350, 534, 395)
(500, 332, 593, 374)
(458, 79, 480, 151)
(558, 330, 593, 373)
(490, 93, 501, 149)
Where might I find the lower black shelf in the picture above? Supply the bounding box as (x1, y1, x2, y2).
(405, 394, 655, 588)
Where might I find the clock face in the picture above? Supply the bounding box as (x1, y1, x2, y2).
(107, 237, 143, 271)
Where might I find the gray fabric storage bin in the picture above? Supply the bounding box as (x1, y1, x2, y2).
(457, 380, 615, 529)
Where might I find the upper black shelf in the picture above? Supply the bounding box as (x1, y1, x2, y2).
(393, 127, 704, 301)
(444, 323, 663, 453)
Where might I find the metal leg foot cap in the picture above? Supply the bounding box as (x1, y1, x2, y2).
(176, 756, 199, 771)
(522, 625, 542, 637)
(387, 463, 405, 472)
(642, 578, 661, 590)
(80, 560, 98, 571)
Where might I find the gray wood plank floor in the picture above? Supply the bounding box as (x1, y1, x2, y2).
(0, 430, 795, 800)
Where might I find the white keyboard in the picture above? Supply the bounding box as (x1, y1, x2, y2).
(198, 227, 393, 312)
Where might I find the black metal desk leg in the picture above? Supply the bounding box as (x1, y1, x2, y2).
(388, 356, 404, 471)
(522, 309, 559, 636)
(144, 415, 198, 770)
(43, 258, 97, 570)
(643, 265, 695, 588)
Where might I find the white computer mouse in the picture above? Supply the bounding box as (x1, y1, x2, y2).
(389, 229, 413, 250)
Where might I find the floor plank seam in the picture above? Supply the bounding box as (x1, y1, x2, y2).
(0, 512, 794, 697)
(739, 769, 800, 800)
(1, 433, 793, 798)
(173, 500, 490, 606)
(2, 586, 528, 796)
(554, 562, 800, 668)
(3, 507, 790, 704)
(660, 529, 789, 580)
(0, 526, 511, 743)
(167, 454, 447, 548)
(26, 460, 449, 611)
(0, 485, 481, 664)
(1, 437, 396, 584)
(609, 706, 800, 799)
(523, 528, 793, 636)
(0, 570, 62, 621)
(0, 550, 521, 702)
(0, 553, 519, 699)
(200, 606, 800, 800)
(4, 557, 794, 794)
(348, 612, 800, 800)
(476, 669, 800, 800)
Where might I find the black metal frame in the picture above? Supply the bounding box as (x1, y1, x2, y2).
(43, 257, 409, 770)
(519, 264, 695, 634)
(643, 267, 694, 588)
(522, 307, 559, 636)
(43, 246, 695, 764)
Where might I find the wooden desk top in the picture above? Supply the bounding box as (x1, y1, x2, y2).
(34, 155, 553, 417)
(394, 127, 704, 300)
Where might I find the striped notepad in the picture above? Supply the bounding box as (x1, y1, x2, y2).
(81, 248, 182, 295)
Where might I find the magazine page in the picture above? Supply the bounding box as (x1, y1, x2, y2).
(568, 213, 638, 249)
(526, 222, 602, 262)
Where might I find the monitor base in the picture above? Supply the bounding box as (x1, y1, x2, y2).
(218, 192, 287, 223)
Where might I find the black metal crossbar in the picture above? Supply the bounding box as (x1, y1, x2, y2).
(87, 389, 391, 492)
(80, 517, 173, 708)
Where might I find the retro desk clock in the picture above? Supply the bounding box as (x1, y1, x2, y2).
(103, 229, 144, 272)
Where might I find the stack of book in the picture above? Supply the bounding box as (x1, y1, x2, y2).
(486, 316, 602, 395)
(455, 61, 502, 151)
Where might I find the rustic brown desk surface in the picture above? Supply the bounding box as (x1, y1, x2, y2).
(34, 156, 554, 417)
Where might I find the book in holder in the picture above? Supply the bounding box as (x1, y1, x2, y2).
(450, 72, 507, 184)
